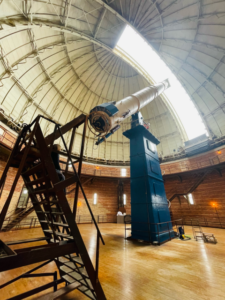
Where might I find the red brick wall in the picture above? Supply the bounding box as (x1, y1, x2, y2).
(1, 121, 225, 229)
(66, 178, 131, 219)
(0, 124, 17, 149)
(0, 152, 130, 224)
(1, 151, 225, 228)
(0, 154, 25, 218)
(166, 169, 225, 228)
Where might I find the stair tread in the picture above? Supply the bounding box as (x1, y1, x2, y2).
(79, 267, 88, 278)
(26, 175, 50, 186)
(60, 265, 73, 273)
(64, 255, 84, 265)
(40, 220, 69, 227)
(62, 274, 75, 284)
(44, 230, 73, 239)
(22, 163, 43, 176)
(84, 290, 96, 300)
(31, 187, 54, 195)
(78, 285, 89, 292)
(80, 279, 93, 289)
(71, 256, 84, 265)
(86, 279, 93, 289)
(58, 257, 70, 263)
(69, 271, 83, 281)
(64, 261, 76, 269)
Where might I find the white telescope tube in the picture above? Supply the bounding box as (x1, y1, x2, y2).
(89, 79, 170, 134)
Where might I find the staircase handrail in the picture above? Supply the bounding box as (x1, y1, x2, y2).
(58, 125, 105, 246)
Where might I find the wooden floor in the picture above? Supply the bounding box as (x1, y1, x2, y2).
(0, 224, 225, 300)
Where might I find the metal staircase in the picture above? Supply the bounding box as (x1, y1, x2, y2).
(2, 205, 34, 231)
(0, 114, 106, 300)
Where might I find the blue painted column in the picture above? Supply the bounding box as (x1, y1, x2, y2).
(123, 114, 174, 243)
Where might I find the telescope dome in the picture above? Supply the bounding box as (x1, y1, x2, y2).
(0, 0, 224, 165)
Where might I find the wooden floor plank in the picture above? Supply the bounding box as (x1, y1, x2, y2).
(0, 224, 225, 300)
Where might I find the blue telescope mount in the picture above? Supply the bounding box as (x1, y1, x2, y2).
(123, 112, 174, 244)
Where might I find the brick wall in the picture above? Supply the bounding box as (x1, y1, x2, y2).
(1, 120, 225, 229)
(1, 147, 225, 228)
(0, 152, 131, 225)
(166, 169, 225, 228)
(66, 178, 131, 219)
(0, 154, 25, 219)
(1, 152, 225, 228)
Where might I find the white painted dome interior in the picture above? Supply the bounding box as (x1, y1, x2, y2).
(0, 0, 225, 164)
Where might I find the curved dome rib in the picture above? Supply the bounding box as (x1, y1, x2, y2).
(2, 0, 216, 164)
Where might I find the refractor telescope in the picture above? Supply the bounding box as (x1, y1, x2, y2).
(89, 79, 170, 145)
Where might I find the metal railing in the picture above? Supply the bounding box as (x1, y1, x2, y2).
(2, 214, 117, 231)
(0, 260, 60, 297)
(1, 122, 225, 177)
(161, 155, 225, 175)
(2, 216, 40, 231)
(59, 160, 130, 178)
(181, 217, 225, 229)
(4, 201, 33, 220)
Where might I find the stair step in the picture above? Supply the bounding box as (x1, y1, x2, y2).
(78, 267, 88, 278)
(70, 256, 84, 266)
(60, 265, 73, 273)
(64, 255, 84, 266)
(60, 263, 88, 279)
(69, 271, 83, 281)
(58, 256, 70, 263)
(40, 220, 69, 227)
(26, 176, 50, 186)
(83, 290, 96, 300)
(80, 279, 93, 289)
(44, 230, 73, 240)
(64, 261, 76, 269)
(78, 285, 89, 292)
(62, 274, 75, 284)
(31, 187, 54, 195)
(22, 163, 43, 176)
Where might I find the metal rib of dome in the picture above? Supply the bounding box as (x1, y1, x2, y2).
(1, 0, 224, 164)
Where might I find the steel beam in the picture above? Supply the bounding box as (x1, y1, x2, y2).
(0, 242, 77, 272)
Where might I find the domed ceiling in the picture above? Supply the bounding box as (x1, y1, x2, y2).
(0, 0, 225, 164)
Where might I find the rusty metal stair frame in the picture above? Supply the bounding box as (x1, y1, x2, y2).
(2, 205, 35, 231)
(0, 114, 106, 300)
(21, 127, 101, 299)
(34, 122, 105, 299)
